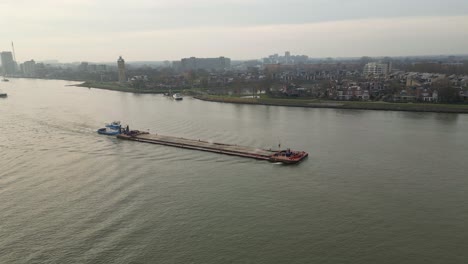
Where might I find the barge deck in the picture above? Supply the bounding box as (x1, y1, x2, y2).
(116, 131, 308, 164)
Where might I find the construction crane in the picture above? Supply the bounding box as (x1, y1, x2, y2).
(11, 41, 16, 62)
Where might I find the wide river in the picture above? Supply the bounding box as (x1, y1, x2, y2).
(1, 79, 467, 263)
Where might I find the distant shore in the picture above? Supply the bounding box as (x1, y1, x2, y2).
(194, 95, 468, 114)
(75, 81, 182, 94)
(73, 82, 468, 113)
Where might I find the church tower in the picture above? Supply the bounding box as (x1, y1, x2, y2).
(117, 56, 126, 83)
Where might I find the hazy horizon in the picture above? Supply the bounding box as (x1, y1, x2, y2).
(1, 0, 467, 62)
(25, 53, 468, 65)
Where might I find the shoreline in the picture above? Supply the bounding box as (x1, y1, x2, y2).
(69, 80, 468, 114)
(74, 81, 182, 94)
(194, 95, 468, 114)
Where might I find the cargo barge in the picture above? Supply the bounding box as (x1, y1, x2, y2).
(115, 130, 308, 164)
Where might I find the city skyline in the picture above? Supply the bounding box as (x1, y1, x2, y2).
(0, 0, 467, 62)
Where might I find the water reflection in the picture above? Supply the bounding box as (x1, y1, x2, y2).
(398, 111, 459, 125)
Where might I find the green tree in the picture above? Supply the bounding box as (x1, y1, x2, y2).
(258, 78, 273, 94)
(434, 78, 461, 103)
(386, 80, 402, 94)
(131, 79, 145, 89)
(359, 56, 373, 66)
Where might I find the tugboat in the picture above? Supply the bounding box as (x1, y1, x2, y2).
(97, 127, 121, 135)
(97, 121, 122, 135)
(269, 149, 308, 164)
(105, 121, 121, 130)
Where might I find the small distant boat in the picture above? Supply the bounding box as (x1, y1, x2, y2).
(173, 93, 183, 100)
(2, 78, 9, 82)
(0, 90, 7, 98)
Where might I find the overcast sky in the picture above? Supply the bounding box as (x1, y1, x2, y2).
(1, 0, 468, 62)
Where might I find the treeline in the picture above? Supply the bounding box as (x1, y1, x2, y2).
(402, 62, 468, 75)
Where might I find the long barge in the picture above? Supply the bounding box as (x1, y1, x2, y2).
(115, 130, 308, 164)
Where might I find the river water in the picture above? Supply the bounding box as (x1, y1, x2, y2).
(1, 79, 467, 263)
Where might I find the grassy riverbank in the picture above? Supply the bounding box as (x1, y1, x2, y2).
(73, 82, 468, 113)
(194, 95, 468, 113)
(75, 81, 181, 94)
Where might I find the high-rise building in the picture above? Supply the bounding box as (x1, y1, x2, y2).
(363, 62, 391, 76)
(1, 51, 16, 75)
(23, 59, 36, 77)
(78, 62, 89, 72)
(117, 56, 126, 83)
(285, 51, 291, 64)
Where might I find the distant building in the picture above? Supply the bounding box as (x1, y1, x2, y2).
(117, 56, 126, 83)
(406, 76, 421, 87)
(88, 64, 97, 72)
(336, 85, 370, 100)
(179, 57, 230, 72)
(285, 51, 291, 64)
(97, 64, 107, 72)
(172, 61, 182, 71)
(1, 51, 16, 75)
(23, 59, 36, 77)
(163, 60, 171, 68)
(363, 62, 391, 76)
(78, 62, 89, 72)
(31, 62, 47, 78)
(263, 51, 308, 64)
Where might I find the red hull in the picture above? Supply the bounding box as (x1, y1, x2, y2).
(268, 151, 309, 164)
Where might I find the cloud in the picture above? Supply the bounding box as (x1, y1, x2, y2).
(0, 0, 467, 60)
(2, 0, 468, 34)
(11, 16, 468, 62)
